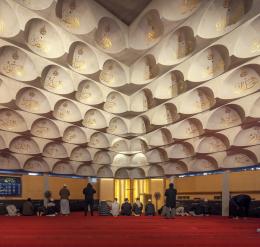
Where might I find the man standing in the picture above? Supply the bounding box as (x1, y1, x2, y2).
(83, 183, 96, 216)
(59, 184, 70, 216)
(164, 183, 177, 219)
(121, 198, 132, 216)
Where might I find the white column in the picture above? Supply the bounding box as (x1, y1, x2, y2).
(222, 171, 230, 216)
(43, 173, 49, 192)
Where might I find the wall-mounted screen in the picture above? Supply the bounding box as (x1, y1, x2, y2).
(0, 176, 22, 196)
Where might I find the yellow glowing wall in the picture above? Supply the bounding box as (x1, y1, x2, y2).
(99, 179, 114, 201)
(114, 179, 131, 204)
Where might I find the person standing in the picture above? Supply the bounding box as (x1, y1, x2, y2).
(164, 183, 177, 219)
(121, 198, 132, 216)
(132, 198, 143, 216)
(111, 198, 120, 217)
(83, 183, 96, 216)
(59, 184, 70, 216)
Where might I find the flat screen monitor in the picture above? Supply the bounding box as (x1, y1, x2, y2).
(0, 176, 22, 196)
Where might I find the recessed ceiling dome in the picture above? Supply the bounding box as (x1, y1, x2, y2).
(131, 55, 159, 84)
(233, 125, 260, 147)
(15, 0, 53, 10)
(0, 79, 12, 104)
(111, 139, 129, 153)
(151, 103, 179, 125)
(76, 165, 95, 176)
(131, 153, 148, 167)
(130, 9, 164, 50)
(207, 105, 245, 130)
(56, 0, 96, 35)
(154, 70, 186, 100)
(68, 41, 99, 75)
(99, 60, 127, 87)
(104, 92, 127, 114)
(9, 136, 40, 155)
(189, 157, 218, 172)
(107, 117, 128, 135)
(222, 151, 256, 168)
(129, 168, 145, 179)
(113, 154, 130, 167)
(188, 45, 229, 82)
(197, 134, 230, 153)
(0, 135, 6, 150)
(131, 89, 153, 112)
(24, 157, 50, 172)
(16, 87, 51, 114)
(83, 109, 107, 130)
(93, 151, 111, 165)
(95, 17, 126, 53)
(146, 148, 168, 163)
(0, 1, 20, 38)
(163, 162, 188, 175)
(43, 142, 68, 158)
(0, 152, 20, 170)
(97, 166, 113, 178)
(147, 165, 164, 177)
(115, 168, 129, 179)
(75, 80, 103, 105)
(173, 118, 204, 139)
(42, 65, 74, 95)
(180, 87, 216, 114)
(31, 118, 60, 139)
(0, 46, 37, 81)
(89, 132, 110, 149)
(198, 0, 252, 39)
(25, 18, 64, 58)
(159, 0, 202, 21)
(0, 108, 27, 132)
(62, 126, 87, 144)
(130, 138, 148, 153)
(250, 97, 260, 118)
(219, 65, 260, 100)
(53, 99, 81, 123)
(130, 116, 150, 134)
(52, 161, 74, 175)
(159, 26, 196, 65)
(70, 147, 91, 162)
(168, 142, 195, 159)
(149, 128, 172, 146)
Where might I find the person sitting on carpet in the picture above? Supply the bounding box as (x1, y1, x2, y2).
(133, 198, 143, 216)
(111, 198, 120, 217)
(229, 194, 251, 219)
(145, 199, 155, 216)
(45, 198, 57, 216)
(59, 184, 70, 216)
(99, 200, 111, 216)
(6, 204, 19, 216)
(22, 198, 34, 216)
(121, 198, 132, 216)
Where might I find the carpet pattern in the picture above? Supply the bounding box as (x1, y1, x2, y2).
(0, 214, 259, 247)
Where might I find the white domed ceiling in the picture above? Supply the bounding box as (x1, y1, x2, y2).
(0, 0, 259, 177)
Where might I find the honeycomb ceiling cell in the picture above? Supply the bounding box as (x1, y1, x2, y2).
(151, 103, 179, 125)
(130, 116, 149, 134)
(89, 132, 110, 149)
(110, 138, 129, 153)
(115, 168, 129, 179)
(75, 80, 103, 105)
(99, 59, 127, 87)
(0, 46, 37, 81)
(107, 117, 128, 135)
(25, 18, 65, 58)
(163, 162, 188, 175)
(52, 162, 74, 175)
(130, 9, 164, 50)
(83, 109, 107, 130)
(70, 147, 91, 162)
(53, 99, 82, 123)
(113, 153, 130, 167)
(31, 118, 60, 139)
(130, 138, 148, 153)
(42, 65, 74, 95)
(23, 157, 50, 172)
(189, 158, 218, 172)
(159, 0, 202, 22)
(146, 148, 168, 163)
(131, 54, 159, 84)
(0, 109, 27, 132)
(219, 65, 260, 100)
(159, 26, 196, 66)
(129, 168, 145, 179)
(97, 166, 113, 178)
(68, 41, 99, 75)
(0, 136, 6, 150)
(56, 0, 96, 35)
(188, 45, 229, 82)
(95, 17, 126, 53)
(0, 152, 20, 170)
(198, 0, 252, 39)
(131, 153, 148, 167)
(154, 70, 186, 100)
(147, 165, 164, 177)
(149, 128, 172, 146)
(43, 142, 68, 159)
(15, 0, 53, 10)
(0, 1, 20, 38)
(0, 79, 12, 104)
(76, 165, 95, 176)
(167, 142, 195, 159)
(222, 151, 256, 168)
(93, 150, 111, 165)
(233, 125, 260, 147)
(131, 90, 153, 112)
(104, 92, 127, 114)
(250, 96, 260, 118)
(16, 87, 51, 114)
(62, 126, 87, 144)
(9, 136, 40, 155)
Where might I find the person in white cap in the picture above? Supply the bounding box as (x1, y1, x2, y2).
(145, 199, 155, 216)
(59, 184, 70, 216)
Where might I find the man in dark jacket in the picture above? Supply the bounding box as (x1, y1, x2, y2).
(164, 183, 177, 219)
(83, 183, 96, 216)
(22, 198, 34, 216)
(229, 194, 251, 218)
(121, 198, 132, 216)
(145, 199, 155, 216)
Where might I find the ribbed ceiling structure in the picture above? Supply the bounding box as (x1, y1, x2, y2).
(0, 0, 259, 178)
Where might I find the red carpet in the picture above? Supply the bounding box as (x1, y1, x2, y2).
(0, 214, 259, 247)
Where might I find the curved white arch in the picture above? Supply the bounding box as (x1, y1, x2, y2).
(31, 118, 60, 139)
(104, 92, 128, 114)
(93, 151, 111, 165)
(9, 136, 40, 155)
(97, 166, 113, 178)
(107, 117, 128, 135)
(89, 132, 110, 149)
(52, 162, 74, 175)
(70, 147, 91, 162)
(147, 165, 164, 177)
(83, 109, 107, 129)
(0, 152, 20, 170)
(43, 142, 68, 158)
(24, 157, 50, 172)
(63, 126, 87, 144)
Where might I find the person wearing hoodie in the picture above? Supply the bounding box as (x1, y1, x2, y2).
(83, 183, 96, 216)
